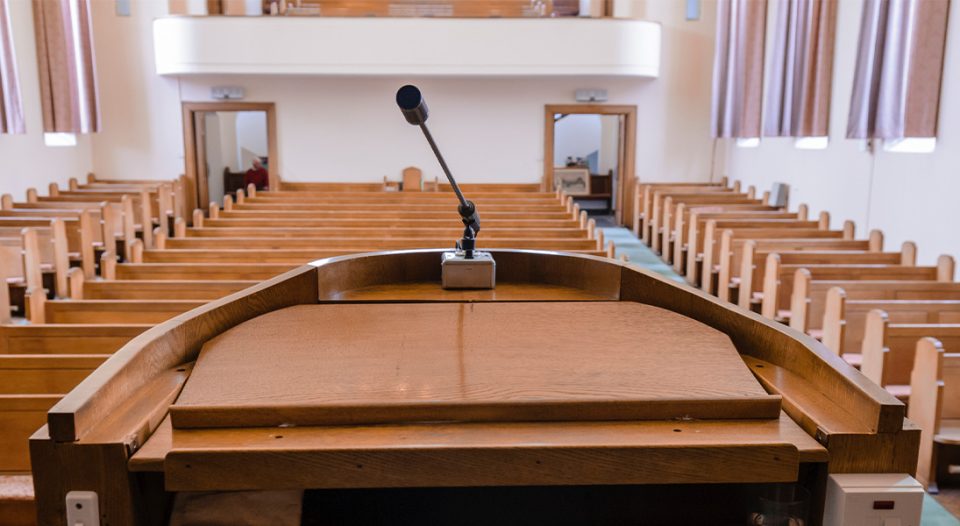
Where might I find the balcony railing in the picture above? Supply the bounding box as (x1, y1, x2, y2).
(171, 0, 592, 17)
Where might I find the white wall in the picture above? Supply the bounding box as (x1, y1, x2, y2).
(235, 111, 267, 170)
(79, 0, 717, 189)
(722, 0, 960, 266)
(599, 114, 620, 174)
(90, 0, 184, 182)
(203, 113, 225, 205)
(0, 0, 92, 200)
(554, 114, 601, 167)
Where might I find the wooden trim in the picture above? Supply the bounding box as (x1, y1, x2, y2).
(543, 104, 637, 226)
(182, 102, 279, 212)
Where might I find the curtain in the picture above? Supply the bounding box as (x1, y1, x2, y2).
(0, 0, 24, 134)
(847, 0, 950, 139)
(711, 0, 768, 138)
(763, 0, 838, 137)
(33, 0, 100, 134)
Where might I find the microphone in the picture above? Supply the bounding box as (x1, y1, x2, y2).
(396, 85, 429, 125)
(396, 85, 495, 289)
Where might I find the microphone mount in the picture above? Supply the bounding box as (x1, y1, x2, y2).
(396, 84, 495, 290)
(415, 122, 480, 258)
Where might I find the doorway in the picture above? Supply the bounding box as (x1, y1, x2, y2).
(543, 105, 636, 225)
(182, 102, 278, 211)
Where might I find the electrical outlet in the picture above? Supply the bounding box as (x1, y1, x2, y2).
(66, 491, 100, 526)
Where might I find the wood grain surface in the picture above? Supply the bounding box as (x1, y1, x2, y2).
(172, 302, 780, 428)
(135, 416, 810, 491)
(333, 282, 612, 301)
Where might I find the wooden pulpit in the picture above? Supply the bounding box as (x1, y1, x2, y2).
(30, 250, 918, 525)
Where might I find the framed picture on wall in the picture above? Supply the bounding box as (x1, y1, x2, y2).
(553, 168, 591, 196)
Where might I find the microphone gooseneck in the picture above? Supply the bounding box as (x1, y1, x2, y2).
(396, 84, 481, 258)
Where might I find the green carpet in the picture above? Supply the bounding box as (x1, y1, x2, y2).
(599, 227, 686, 283)
(924, 495, 960, 525)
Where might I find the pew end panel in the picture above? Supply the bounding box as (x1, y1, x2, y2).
(820, 287, 847, 356)
(909, 337, 946, 490)
(939, 255, 955, 282)
(860, 309, 891, 388)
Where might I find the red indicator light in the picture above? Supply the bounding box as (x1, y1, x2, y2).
(873, 500, 895, 510)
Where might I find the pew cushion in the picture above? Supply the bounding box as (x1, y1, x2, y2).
(842, 353, 863, 368)
(935, 419, 960, 446)
(885, 384, 910, 402)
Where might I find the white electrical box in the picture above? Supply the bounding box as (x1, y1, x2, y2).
(210, 86, 246, 100)
(575, 89, 608, 103)
(823, 474, 923, 526)
(66, 491, 100, 526)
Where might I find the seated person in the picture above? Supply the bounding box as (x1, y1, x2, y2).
(244, 158, 269, 190)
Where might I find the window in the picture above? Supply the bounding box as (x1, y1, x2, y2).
(44, 132, 77, 147)
(794, 137, 829, 150)
(882, 138, 936, 154)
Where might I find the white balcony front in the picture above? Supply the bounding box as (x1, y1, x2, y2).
(153, 17, 661, 77)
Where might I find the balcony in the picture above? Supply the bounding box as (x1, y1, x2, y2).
(152, 16, 661, 77)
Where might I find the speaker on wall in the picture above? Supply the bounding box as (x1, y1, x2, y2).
(770, 183, 790, 208)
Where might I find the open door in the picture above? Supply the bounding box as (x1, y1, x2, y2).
(183, 102, 278, 211)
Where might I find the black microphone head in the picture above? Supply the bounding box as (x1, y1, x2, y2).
(397, 85, 429, 125)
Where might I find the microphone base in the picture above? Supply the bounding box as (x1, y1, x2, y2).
(441, 251, 496, 290)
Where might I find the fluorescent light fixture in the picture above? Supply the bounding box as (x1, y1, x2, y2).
(883, 138, 937, 153)
(736, 138, 761, 148)
(44, 133, 77, 147)
(795, 137, 828, 150)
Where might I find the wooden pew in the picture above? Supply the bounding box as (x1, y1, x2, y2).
(69, 276, 255, 300)
(860, 311, 960, 402)
(0, 351, 109, 471)
(700, 225, 852, 298)
(788, 261, 960, 334)
(647, 191, 760, 253)
(218, 209, 575, 220)
(661, 206, 799, 267)
(42, 299, 205, 324)
(631, 179, 729, 239)
(0, 397, 58, 471)
(83, 173, 172, 186)
(162, 236, 607, 252)
(203, 218, 582, 229)
(0, 324, 149, 354)
(736, 236, 907, 310)
(1, 224, 69, 300)
(31, 182, 175, 244)
(0, 215, 96, 277)
(112, 262, 301, 281)
(185, 226, 588, 239)
(822, 297, 960, 359)
(760, 257, 952, 323)
(0, 355, 107, 395)
(242, 192, 563, 202)
(671, 207, 805, 274)
(909, 337, 960, 491)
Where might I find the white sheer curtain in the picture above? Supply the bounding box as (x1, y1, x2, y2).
(711, 0, 768, 138)
(33, 0, 100, 133)
(847, 0, 950, 139)
(763, 0, 838, 138)
(0, 0, 24, 134)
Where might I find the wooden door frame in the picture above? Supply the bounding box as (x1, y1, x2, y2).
(543, 104, 637, 225)
(182, 101, 279, 211)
